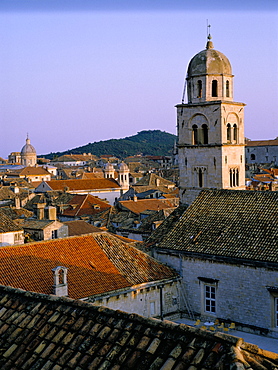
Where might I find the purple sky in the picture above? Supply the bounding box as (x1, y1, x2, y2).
(0, 1, 277, 157)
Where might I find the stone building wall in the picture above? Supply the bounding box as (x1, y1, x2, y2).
(246, 144, 278, 165)
(153, 251, 278, 339)
(88, 281, 180, 319)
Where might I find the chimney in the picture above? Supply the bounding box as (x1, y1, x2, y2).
(52, 266, 68, 296)
(133, 195, 137, 202)
(34, 202, 47, 220)
(45, 206, 57, 220)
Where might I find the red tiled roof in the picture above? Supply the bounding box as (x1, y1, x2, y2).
(61, 194, 111, 217)
(0, 233, 177, 299)
(40, 178, 120, 191)
(55, 154, 98, 162)
(7, 166, 50, 177)
(63, 220, 104, 236)
(246, 139, 278, 147)
(119, 199, 176, 215)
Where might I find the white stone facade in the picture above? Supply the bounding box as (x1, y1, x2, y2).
(86, 280, 180, 320)
(0, 230, 24, 247)
(153, 251, 278, 339)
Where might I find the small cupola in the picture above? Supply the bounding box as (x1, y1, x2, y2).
(52, 266, 68, 296)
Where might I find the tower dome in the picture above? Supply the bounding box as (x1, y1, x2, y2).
(118, 162, 129, 172)
(21, 137, 36, 155)
(104, 162, 114, 172)
(104, 162, 115, 179)
(20, 136, 37, 167)
(186, 34, 234, 104)
(187, 40, 232, 77)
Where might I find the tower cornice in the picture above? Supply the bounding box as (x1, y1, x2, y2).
(176, 101, 246, 108)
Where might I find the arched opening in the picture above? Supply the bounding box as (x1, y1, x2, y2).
(226, 80, 230, 97)
(229, 168, 239, 187)
(201, 124, 208, 144)
(233, 124, 238, 142)
(212, 80, 218, 97)
(197, 80, 202, 98)
(227, 124, 231, 142)
(192, 125, 198, 145)
(198, 168, 203, 187)
(250, 154, 256, 160)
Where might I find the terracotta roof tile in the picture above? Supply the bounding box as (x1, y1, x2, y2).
(0, 285, 277, 369)
(246, 139, 278, 147)
(41, 178, 120, 191)
(119, 199, 176, 215)
(0, 233, 177, 299)
(61, 194, 111, 217)
(63, 220, 104, 236)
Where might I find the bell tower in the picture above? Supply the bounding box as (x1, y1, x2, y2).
(177, 34, 246, 205)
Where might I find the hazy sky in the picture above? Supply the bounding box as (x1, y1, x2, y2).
(0, 0, 277, 157)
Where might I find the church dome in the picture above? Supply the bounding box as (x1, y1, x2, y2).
(187, 37, 232, 77)
(104, 162, 114, 171)
(118, 162, 129, 172)
(21, 137, 36, 155)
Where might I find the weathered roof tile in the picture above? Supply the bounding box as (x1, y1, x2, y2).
(0, 285, 276, 368)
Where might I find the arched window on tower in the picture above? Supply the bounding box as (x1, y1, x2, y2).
(227, 124, 231, 142)
(229, 168, 239, 187)
(233, 124, 238, 142)
(192, 125, 198, 145)
(226, 80, 230, 97)
(212, 80, 218, 97)
(198, 168, 203, 187)
(197, 80, 202, 98)
(194, 167, 206, 188)
(201, 124, 208, 144)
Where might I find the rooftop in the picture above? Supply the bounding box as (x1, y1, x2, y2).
(0, 233, 178, 299)
(157, 190, 278, 266)
(0, 284, 276, 368)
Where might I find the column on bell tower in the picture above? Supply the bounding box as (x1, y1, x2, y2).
(177, 34, 246, 205)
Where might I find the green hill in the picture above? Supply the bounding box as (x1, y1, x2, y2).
(44, 130, 177, 159)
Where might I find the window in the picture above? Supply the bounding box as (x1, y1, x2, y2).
(201, 124, 208, 144)
(227, 124, 231, 142)
(150, 301, 156, 316)
(212, 80, 218, 97)
(192, 125, 198, 145)
(229, 168, 239, 187)
(197, 80, 202, 98)
(233, 124, 238, 142)
(205, 285, 216, 313)
(194, 167, 206, 188)
(226, 80, 230, 97)
(198, 168, 203, 187)
(52, 230, 58, 239)
(250, 154, 256, 160)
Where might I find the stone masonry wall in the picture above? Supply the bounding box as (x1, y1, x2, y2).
(154, 251, 278, 338)
(89, 281, 179, 319)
